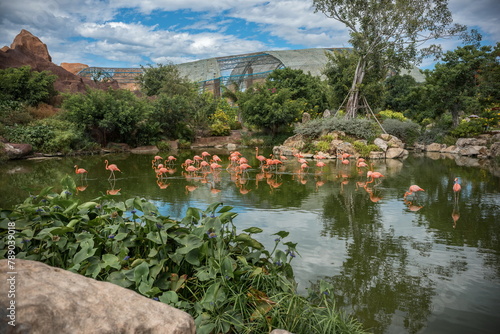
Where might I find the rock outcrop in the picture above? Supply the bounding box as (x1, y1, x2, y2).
(60, 62, 89, 75)
(0, 259, 196, 334)
(10, 29, 52, 62)
(0, 143, 33, 159)
(413, 132, 500, 158)
(0, 29, 118, 94)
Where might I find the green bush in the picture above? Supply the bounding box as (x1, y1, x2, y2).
(450, 119, 485, 138)
(5, 118, 87, 153)
(382, 119, 421, 145)
(62, 89, 154, 146)
(0, 176, 365, 334)
(0, 66, 58, 106)
(295, 117, 380, 141)
(353, 141, 380, 157)
(0, 100, 33, 127)
(314, 141, 330, 153)
(378, 109, 407, 122)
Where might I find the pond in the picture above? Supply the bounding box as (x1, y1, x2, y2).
(1, 148, 499, 334)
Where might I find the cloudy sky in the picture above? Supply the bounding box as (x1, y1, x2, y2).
(0, 0, 498, 69)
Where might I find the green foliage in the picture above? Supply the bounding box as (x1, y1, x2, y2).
(314, 141, 330, 153)
(313, 0, 478, 118)
(156, 141, 171, 151)
(480, 104, 500, 128)
(238, 68, 331, 134)
(381, 119, 421, 145)
(0, 66, 58, 106)
(138, 63, 197, 97)
(239, 85, 304, 135)
(295, 117, 380, 141)
(383, 74, 419, 113)
(378, 110, 407, 122)
(5, 118, 87, 153)
(421, 44, 499, 127)
(0, 101, 33, 136)
(149, 94, 195, 141)
(209, 99, 238, 136)
(0, 177, 364, 334)
(353, 141, 380, 157)
(265, 68, 331, 118)
(450, 119, 485, 138)
(61, 89, 154, 146)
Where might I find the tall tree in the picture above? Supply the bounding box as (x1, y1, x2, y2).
(137, 63, 197, 97)
(312, 0, 480, 118)
(422, 43, 500, 127)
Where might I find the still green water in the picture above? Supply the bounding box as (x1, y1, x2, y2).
(1, 148, 499, 334)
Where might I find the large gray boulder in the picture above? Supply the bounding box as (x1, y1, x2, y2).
(0, 259, 195, 334)
(1, 143, 32, 159)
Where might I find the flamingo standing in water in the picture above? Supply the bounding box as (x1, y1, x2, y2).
(105, 160, 121, 180)
(404, 185, 425, 199)
(453, 177, 461, 204)
(255, 147, 267, 167)
(74, 165, 88, 180)
(366, 170, 384, 185)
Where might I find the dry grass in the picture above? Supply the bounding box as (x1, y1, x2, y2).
(27, 103, 59, 119)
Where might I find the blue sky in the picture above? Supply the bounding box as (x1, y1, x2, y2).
(0, 0, 498, 70)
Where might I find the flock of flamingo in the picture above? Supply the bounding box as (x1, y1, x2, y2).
(73, 148, 462, 224)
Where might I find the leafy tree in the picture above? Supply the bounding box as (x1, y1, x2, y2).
(323, 49, 385, 113)
(137, 63, 197, 97)
(422, 43, 500, 127)
(238, 68, 331, 134)
(266, 68, 331, 117)
(382, 74, 419, 113)
(0, 66, 57, 106)
(312, 0, 480, 119)
(61, 89, 153, 146)
(239, 85, 303, 135)
(148, 94, 196, 141)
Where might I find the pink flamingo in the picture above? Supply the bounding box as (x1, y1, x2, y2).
(404, 185, 424, 199)
(166, 155, 177, 165)
(74, 165, 88, 180)
(316, 161, 326, 173)
(201, 151, 211, 161)
(185, 165, 199, 175)
(151, 155, 163, 167)
(366, 170, 384, 185)
(453, 177, 461, 204)
(255, 147, 267, 167)
(105, 160, 121, 180)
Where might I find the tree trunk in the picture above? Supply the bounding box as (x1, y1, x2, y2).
(451, 103, 460, 128)
(345, 57, 367, 119)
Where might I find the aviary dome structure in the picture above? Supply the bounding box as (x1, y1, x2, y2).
(78, 48, 424, 94)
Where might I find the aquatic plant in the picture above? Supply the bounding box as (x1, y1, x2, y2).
(0, 175, 365, 334)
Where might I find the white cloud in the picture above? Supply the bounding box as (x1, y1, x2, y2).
(0, 0, 496, 68)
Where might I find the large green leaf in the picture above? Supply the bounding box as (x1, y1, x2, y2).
(134, 261, 150, 284)
(176, 234, 204, 254)
(221, 257, 234, 278)
(101, 254, 121, 270)
(72, 239, 96, 265)
(108, 271, 133, 288)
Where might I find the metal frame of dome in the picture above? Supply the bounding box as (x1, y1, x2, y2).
(77, 48, 424, 94)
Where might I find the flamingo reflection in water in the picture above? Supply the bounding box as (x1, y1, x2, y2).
(106, 179, 121, 195)
(452, 177, 461, 228)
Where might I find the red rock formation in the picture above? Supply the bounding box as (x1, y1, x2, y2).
(61, 62, 89, 75)
(0, 29, 118, 94)
(10, 29, 52, 62)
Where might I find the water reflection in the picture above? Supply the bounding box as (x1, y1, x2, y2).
(0, 150, 499, 333)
